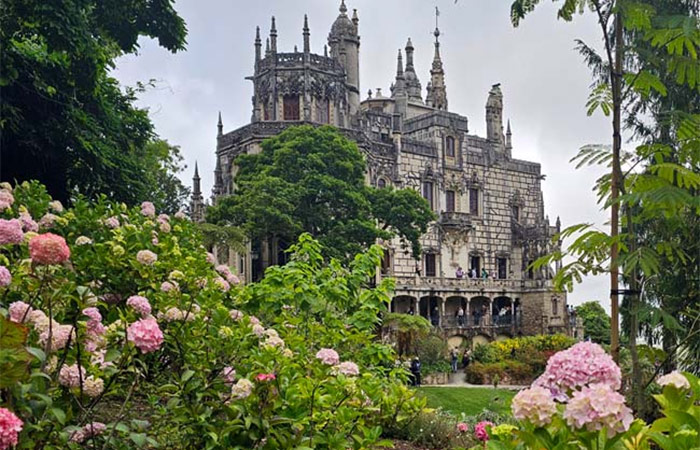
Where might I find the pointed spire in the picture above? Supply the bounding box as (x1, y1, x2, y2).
(339, 0, 347, 14)
(426, 7, 447, 110)
(404, 37, 423, 103)
(324, 44, 328, 57)
(265, 37, 270, 56)
(396, 49, 404, 77)
(392, 49, 406, 98)
(303, 14, 310, 53)
(505, 119, 512, 151)
(269, 16, 277, 54)
(254, 26, 262, 65)
(217, 112, 223, 136)
(194, 161, 200, 179)
(191, 161, 204, 222)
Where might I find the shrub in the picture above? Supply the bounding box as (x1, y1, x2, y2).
(0, 181, 423, 449)
(416, 333, 448, 367)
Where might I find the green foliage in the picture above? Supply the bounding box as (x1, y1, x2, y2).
(0, 0, 189, 206)
(416, 334, 449, 367)
(207, 125, 435, 262)
(383, 313, 432, 356)
(576, 301, 612, 344)
(0, 181, 424, 449)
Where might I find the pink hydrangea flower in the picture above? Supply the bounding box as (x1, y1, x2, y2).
(140, 201, 156, 217)
(229, 309, 243, 321)
(563, 383, 633, 438)
(174, 210, 186, 220)
(157, 213, 169, 224)
(58, 364, 86, 388)
(255, 373, 276, 382)
(0, 190, 13, 210)
(160, 281, 179, 293)
(83, 376, 104, 397)
(315, 348, 340, 365)
(249, 316, 261, 325)
(252, 324, 265, 337)
(213, 276, 230, 292)
(104, 216, 120, 229)
(39, 324, 74, 351)
(18, 212, 38, 233)
(0, 266, 10, 287)
(334, 361, 360, 376)
(126, 296, 152, 316)
(159, 221, 171, 233)
(206, 252, 216, 264)
(657, 371, 690, 390)
(0, 407, 23, 450)
(82, 307, 102, 323)
(127, 317, 164, 353)
(533, 341, 621, 401)
(222, 366, 236, 384)
(0, 219, 24, 245)
(69, 422, 106, 443)
(8, 302, 32, 323)
(512, 386, 558, 427)
(456, 422, 469, 433)
(49, 200, 63, 213)
(263, 335, 285, 349)
(474, 421, 493, 442)
(136, 250, 157, 265)
(28, 233, 70, 265)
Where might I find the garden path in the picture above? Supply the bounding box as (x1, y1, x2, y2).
(443, 372, 526, 390)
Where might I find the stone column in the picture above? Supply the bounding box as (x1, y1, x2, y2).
(414, 297, 420, 316)
(466, 298, 471, 326)
(440, 297, 446, 328)
(488, 296, 494, 326)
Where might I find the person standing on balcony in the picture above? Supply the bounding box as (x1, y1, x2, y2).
(455, 266, 464, 278)
(481, 268, 489, 279)
(457, 306, 465, 326)
(470, 268, 477, 279)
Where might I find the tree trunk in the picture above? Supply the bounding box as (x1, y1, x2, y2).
(609, 7, 624, 363)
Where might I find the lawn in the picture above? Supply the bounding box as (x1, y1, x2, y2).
(416, 387, 517, 416)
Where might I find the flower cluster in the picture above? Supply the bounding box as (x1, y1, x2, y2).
(230, 378, 254, 400)
(533, 341, 621, 400)
(59, 364, 86, 388)
(136, 250, 157, 265)
(511, 386, 558, 426)
(316, 348, 340, 365)
(657, 371, 690, 390)
(563, 383, 633, 437)
(222, 366, 236, 384)
(474, 421, 493, 442)
(104, 216, 120, 229)
(126, 295, 152, 317)
(333, 361, 360, 376)
(215, 264, 241, 285)
(255, 373, 276, 382)
(127, 317, 164, 353)
(140, 201, 156, 217)
(0, 219, 24, 245)
(0, 190, 14, 210)
(75, 236, 93, 246)
(456, 422, 469, 433)
(0, 266, 10, 287)
(29, 233, 70, 265)
(0, 408, 23, 450)
(69, 422, 106, 444)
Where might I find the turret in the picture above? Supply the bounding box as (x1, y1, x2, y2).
(404, 38, 423, 103)
(328, 0, 360, 115)
(217, 111, 223, 137)
(303, 14, 310, 54)
(505, 119, 513, 156)
(486, 84, 505, 150)
(270, 16, 277, 54)
(191, 162, 204, 222)
(254, 26, 262, 69)
(425, 9, 448, 111)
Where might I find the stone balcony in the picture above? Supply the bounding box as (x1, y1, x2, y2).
(392, 275, 551, 295)
(438, 211, 473, 231)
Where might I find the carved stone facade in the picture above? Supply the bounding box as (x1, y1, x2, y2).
(197, 1, 579, 344)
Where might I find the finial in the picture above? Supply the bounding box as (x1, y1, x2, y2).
(265, 37, 270, 54)
(271, 16, 277, 32)
(340, 0, 347, 14)
(255, 26, 261, 42)
(396, 49, 404, 75)
(194, 161, 200, 178)
(303, 14, 310, 53)
(376, 88, 382, 98)
(217, 112, 223, 135)
(434, 6, 441, 42)
(352, 8, 359, 25)
(506, 119, 512, 134)
(406, 37, 414, 50)
(367, 89, 373, 99)
(324, 44, 328, 57)
(294, 45, 298, 52)
(304, 14, 309, 31)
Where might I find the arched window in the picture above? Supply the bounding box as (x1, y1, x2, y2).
(445, 136, 455, 157)
(551, 298, 559, 316)
(377, 178, 386, 189)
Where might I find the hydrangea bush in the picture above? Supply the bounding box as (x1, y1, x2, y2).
(0, 181, 423, 449)
(479, 340, 700, 450)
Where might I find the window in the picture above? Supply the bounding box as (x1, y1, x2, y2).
(497, 257, 507, 279)
(527, 260, 534, 279)
(446, 190, 455, 212)
(445, 136, 455, 157)
(425, 253, 437, 277)
(377, 178, 386, 189)
(283, 95, 300, 120)
(381, 248, 391, 275)
(470, 256, 480, 274)
(512, 205, 520, 222)
(552, 298, 559, 316)
(316, 98, 329, 124)
(422, 181, 434, 210)
(264, 101, 271, 121)
(469, 188, 479, 215)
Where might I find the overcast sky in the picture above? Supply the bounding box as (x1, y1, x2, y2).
(114, 0, 615, 309)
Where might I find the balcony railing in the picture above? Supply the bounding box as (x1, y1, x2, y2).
(392, 275, 551, 291)
(438, 211, 473, 230)
(387, 312, 521, 331)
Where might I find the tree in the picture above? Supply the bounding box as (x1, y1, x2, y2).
(576, 301, 612, 345)
(510, 0, 699, 412)
(141, 140, 191, 214)
(207, 125, 435, 264)
(0, 0, 187, 205)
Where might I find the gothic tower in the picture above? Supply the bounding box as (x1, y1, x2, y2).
(191, 162, 204, 222)
(404, 38, 423, 103)
(328, 0, 360, 115)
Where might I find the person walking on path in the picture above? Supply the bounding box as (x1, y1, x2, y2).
(410, 357, 422, 386)
(462, 348, 471, 369)
(450, 348, 458, 373)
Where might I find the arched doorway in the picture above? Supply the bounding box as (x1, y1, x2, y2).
(493, 296, 513, 326)
(420, 296, 442, 327)
(445, 296, 468, 327)
(470, 296, 490, 327)
(391, 295, 416, 315)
